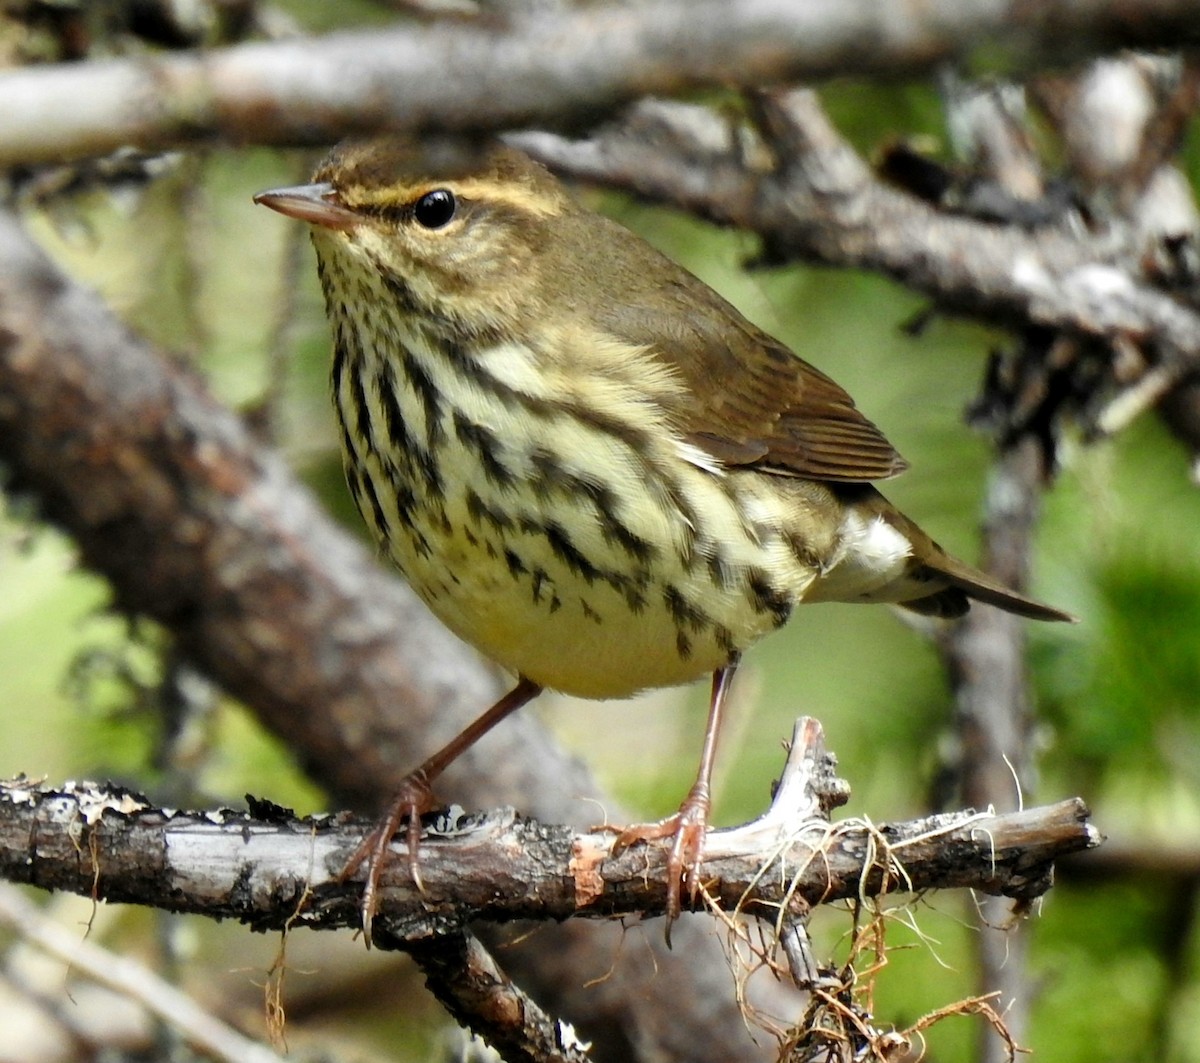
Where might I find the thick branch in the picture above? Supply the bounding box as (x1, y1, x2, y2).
(3, 0, 1200, 166)
(0, 777, 1098, 936)
(1, 718, 1101, 1060)
(0, 713, 1097, 1060)
(0, 208, 510, 816)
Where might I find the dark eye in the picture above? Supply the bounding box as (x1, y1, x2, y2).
(412, 189, 456, 229)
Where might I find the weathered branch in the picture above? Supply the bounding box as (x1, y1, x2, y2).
(407, 931, 597, 1063)
(931, 78, 1053, 1063)
(0, 206, 513, 816)
(1, 717, 1100, 1059)
(0, 717, 1099, 1059)
(2, 0, 1200, 167)
(0, 725, 1099, 934)
(0, 22, 1185, 1060)
(939, 437, 1050, 1063)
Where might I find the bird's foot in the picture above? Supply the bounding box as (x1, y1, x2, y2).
(339, 772, 440, 946)
(609, 787, 711, 945)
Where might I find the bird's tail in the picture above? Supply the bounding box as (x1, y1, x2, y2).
(903, 552, 1076, 623)
(829, 484, 1077, 623)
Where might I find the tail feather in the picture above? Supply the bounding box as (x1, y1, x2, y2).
(905, 557, 1076, 623)
(834, 485, 1077, 623)
(900, 587, 970, 619)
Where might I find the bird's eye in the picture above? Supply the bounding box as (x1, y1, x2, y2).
(412, 189, 456, 229)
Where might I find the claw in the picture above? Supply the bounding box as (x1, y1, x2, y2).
(609, 785, 711, 945)
(339, 772, 438, 946)
(338, 678, 544, 946)
(606, 659, 739, 945)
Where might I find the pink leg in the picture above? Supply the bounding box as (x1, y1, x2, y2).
(611, 656, 740, 940)
(341, 676, 543, 943)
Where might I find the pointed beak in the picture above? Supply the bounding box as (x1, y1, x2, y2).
(253, 182, 359, 230)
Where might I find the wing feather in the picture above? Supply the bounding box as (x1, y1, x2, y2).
(586, 241, 908, 483)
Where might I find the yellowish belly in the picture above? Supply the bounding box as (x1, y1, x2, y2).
(365, 451, 808, 699)
(328, 298, 824, 699)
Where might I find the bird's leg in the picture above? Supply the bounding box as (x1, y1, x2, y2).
(340, 675, 543, 943)
(611, 655, 740, 940)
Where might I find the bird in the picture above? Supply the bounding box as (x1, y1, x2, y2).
(255, 137, 1073, 940)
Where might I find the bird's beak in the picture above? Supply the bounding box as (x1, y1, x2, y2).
(253, 182, 359, 231)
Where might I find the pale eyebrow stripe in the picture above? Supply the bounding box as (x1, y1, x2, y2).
(352, 178, 565, 219)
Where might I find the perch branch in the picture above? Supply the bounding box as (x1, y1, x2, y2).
(0, 720, 1099, 935)
(0, 718, 1099, 1059)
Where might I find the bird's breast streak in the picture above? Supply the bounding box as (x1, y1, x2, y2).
(340, 345, 823, 696)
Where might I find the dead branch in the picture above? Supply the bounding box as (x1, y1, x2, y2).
(0, 208, 510, 817)
(930, 83, 1053, 1061)
(0, 17, 1186, 1061)
(514, 83, 1200, 492)
(2, 0, 1200, 167)
(0, 718, 1099, 1061)
(0, 722, 1099, 935)
(407, 931, 597, 1063)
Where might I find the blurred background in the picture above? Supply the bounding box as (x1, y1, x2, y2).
(2, 3, 1199, 1062)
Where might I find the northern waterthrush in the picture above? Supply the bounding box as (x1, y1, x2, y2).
(256, 139, 1073, 938)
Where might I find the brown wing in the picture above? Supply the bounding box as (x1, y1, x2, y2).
(596, 266, 907, 483)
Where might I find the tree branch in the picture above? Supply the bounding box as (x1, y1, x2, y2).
(0, 18, 1183, 1059)
(928, 77, 1055, 1063)
(515, 91, 1200, 359)
(2, 0, 1200, 167)
(514, 85, 1200, 482)
(0, 714, 1099, 1058)
(407, 931, 597, 1063)
(0, 721, 1099, 935)
(0, 206, 505, 817)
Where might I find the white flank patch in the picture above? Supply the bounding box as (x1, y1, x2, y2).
(843, 511, 912, 576)
(808, 509, 914, 603)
